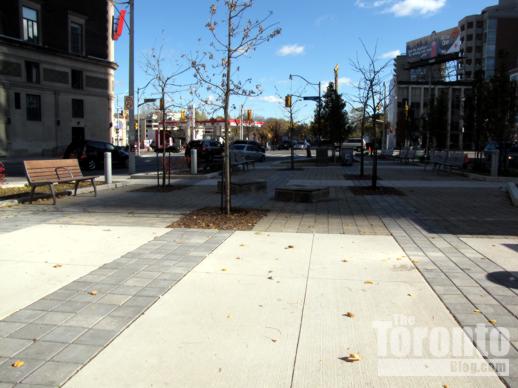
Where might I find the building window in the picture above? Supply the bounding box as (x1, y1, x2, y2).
(466, 46, 473, 53)
(70, 21, 83, 55)
(476, 21, 484, 28)
(25, 61, 40, 83)
(26, 94, 41, 121)
(467, 34, 473, 41)
(14, 93, 21, 109)
(72, 99, 84, 118)
(22, 6, 39, 44)
(71, 69, 83, 89)
(467, 21, 474, 29)
(461, 24, 465, 31)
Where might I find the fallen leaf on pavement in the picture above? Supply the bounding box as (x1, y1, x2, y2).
(411, 260, 419, 264)
(488, 319, 497, 325)
(473, 309, 480, 313)
(343, 312, 354, 318)
(364, 280, 374, 285)
(53, 264, 62, 268)
(240, 244, 245, 247)
(407, 293, 412, 297)
(343, 353, 361, 362)
(285, 245, 294, 249)
(267, 276, 273, 280)
(342, 259, 348, 263)
(221, 268, 228, 272)
(88, 290, 97, 296)
(271, 339, 277, 343)
(235, 257, 240, 260)
(11, 360, 24, 368)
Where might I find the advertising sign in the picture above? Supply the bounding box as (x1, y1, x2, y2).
(406, 28, 461, 62)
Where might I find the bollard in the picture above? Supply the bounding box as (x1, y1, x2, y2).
(491, 150, 499, 177)
(104, 152, 112, 184)
(191, 149, 198, 175)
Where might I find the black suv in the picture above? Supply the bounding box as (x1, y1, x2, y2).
(64, 140, 129, 170)
(184, 140, 223, 170)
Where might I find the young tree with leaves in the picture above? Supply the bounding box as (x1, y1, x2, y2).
(191, 0, 281, 215)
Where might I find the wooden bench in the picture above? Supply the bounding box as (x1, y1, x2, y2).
(24, 159, 99, 205)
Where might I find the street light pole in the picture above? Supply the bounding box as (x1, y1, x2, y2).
(128, 0, 136, 174)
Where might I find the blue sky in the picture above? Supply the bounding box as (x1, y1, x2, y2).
(113, 0, 497, 121)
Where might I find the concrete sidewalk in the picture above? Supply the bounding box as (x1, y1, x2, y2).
(66, 232, 503, 387)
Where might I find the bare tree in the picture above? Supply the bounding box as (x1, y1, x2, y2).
(351, 41, 391, 188)
(144, 46, 193, 187)
(191, 0, 281, 215)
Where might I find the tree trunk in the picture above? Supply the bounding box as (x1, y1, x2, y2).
(223, 8, 232, 215)
(161, 91, 166, 188)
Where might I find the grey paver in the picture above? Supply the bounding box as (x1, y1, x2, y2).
(0, 338, 32, 358)
(7, 324, 55, 341)
(21, 361, 81, 386)
(52, 344, 101, 364)
(74, 329, 117, 346)
(0, 358, 45, 384)
(14, 341, 66, 361)
(0, 323, 25, 338)
(33, 312, 74, 326)
(95, 294, 131, 306)
(3, 311, 43, 324)
(40, 326, 87, 344)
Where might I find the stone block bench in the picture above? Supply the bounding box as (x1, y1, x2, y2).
(217, 179, 267, 194)
(274, 186, 330, 203)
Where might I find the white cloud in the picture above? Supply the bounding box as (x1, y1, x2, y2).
(277, 44, 305, 56)
(257, 95, 283, 104)
(380, 49, 401, 59)
(355, 0, 446, 16)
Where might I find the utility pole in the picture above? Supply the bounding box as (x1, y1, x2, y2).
(128, 0, 136, 174)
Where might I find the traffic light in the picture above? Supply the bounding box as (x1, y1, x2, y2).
(246, 109, 253, 122)
(180, 110, 186, 121)
(285, 95, 292, 108)
(159, 98, 164, 110)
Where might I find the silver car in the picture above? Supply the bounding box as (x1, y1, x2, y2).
(230, 144, 266, 162)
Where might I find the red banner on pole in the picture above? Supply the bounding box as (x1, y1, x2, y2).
(113, 9, 126, 41)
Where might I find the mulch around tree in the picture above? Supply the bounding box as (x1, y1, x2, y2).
(168, 207, 268, 231)
(130, 185, 190, 193)
(349, 186, 405, 196)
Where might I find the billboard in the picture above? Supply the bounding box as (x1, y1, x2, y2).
(406, 27, 461, 62)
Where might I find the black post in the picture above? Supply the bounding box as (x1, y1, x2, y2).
(290, 105, 294, 170)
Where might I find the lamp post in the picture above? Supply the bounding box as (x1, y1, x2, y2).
(289, 74, 322, 144)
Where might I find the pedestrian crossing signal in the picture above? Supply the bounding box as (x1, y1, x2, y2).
(285, 95, 292, 108)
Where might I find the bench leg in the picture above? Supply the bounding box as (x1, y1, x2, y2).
(29, 186, 36, 204)
(49, 184, 56, 205)
(91, 179, 97, 197)
(74, 181, 80, 196)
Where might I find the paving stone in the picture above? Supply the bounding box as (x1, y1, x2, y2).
(122, 296, 158, 308)
(0, 338, 32, 358)
(0, 323, 25, 338)
(33, 312, 74, 326)
(0, 358, 44, 384)
(123, 277, 152, 287)
(62, 314, 104, 329)
(8, 324, 55, 341)
(14, 342, 66, 361)
(21, 361, 81, 386)
(109, 305, 146, 318)
(3, 311, 44, 324)
(69, 292, 104, 303)
(74, 329, 117, 346)
(51, 301, 89, 314)
(26, 299, 63, 312)
(92, 315, 134, 332)
(52, 344, 101, 364)
(95, 294, 131, 306)
(44, 290, 77, 301)
(136, 287, 169, 297)
(40, 326, 87, 344)
(108, 285, 143, 296)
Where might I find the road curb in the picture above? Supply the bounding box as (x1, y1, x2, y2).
(507, 182, 518, 207)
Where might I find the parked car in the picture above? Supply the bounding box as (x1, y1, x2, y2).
(341, 137, 367, 153)
(184, 139, 224, 170)
(231, 140, 266, 153)
(63, 140, 129, 170)
(230, 144, 266, 162)
(293, 141, 307, 150)
(150, 141, 181, 153)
